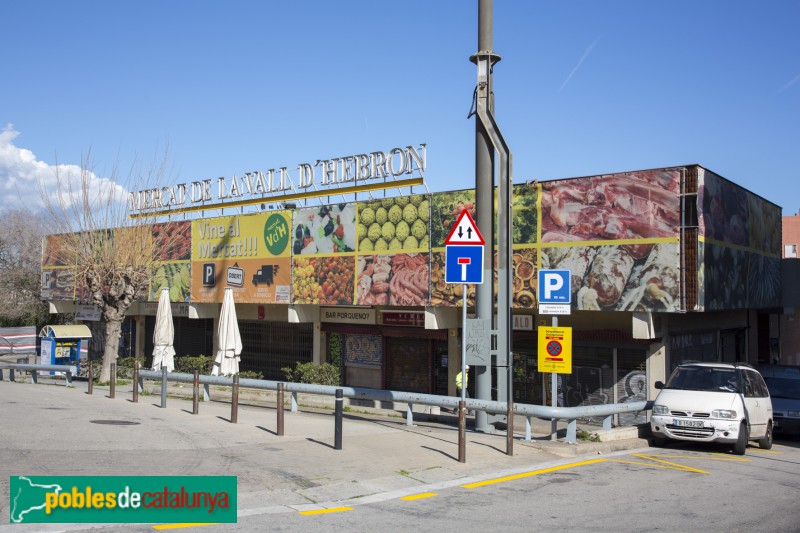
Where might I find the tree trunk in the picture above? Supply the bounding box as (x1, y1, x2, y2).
(100, 318, 123, 383)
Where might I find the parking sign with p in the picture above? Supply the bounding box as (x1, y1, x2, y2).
(538, 269, 571, 315)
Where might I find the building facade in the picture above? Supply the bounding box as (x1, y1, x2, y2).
(41, 164, 783, 420)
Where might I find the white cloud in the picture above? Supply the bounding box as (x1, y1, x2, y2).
(0, 124, 127, 213)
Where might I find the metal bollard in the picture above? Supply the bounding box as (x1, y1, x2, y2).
(192, 370, 199, 415)
(277, 383, 285, 436)
(32, 370, 38, 384)
(160, 367, 167, 408)
(506, 400, 514, 457)
(231, 374, 239, 424)
(133, 363, 139, 403)
(334, 388, 343, 450)
(10, 369, 15, 382)
(87, 363, 93, 395)
(458, 400, 466, 463)
(192, 370, 200, 415)
(0, 368, 4, 381)
(66, 371, 73, 387)
(109, 363, 116, 399)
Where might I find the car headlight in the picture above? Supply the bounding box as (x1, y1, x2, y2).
(788, 411, 800, 418)
(653, 405, 669, 415)
(712, 409, 737, 419)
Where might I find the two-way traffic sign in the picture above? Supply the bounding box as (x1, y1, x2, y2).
(445, 210, 485, 284)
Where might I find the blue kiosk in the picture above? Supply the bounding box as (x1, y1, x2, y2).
(38, 325, 92, 373)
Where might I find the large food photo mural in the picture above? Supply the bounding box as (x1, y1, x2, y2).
(355, 194, 430, 306)
(292, 203, 357, 305)
(540, 169, 682, 312)
(192, 212, 292, 303)
(699, 169, 781, 310)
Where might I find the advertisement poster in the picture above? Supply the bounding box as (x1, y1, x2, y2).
(191, 212, 292, 303)
(356, 194, 429, 253)
(355, 253, 429, 306)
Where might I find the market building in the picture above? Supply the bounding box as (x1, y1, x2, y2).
(41, 158, 783, 419)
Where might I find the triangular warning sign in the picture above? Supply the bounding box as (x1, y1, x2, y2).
(444, 210, 485, 245)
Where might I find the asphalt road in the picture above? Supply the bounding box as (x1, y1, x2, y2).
(3, 374, 799, 532)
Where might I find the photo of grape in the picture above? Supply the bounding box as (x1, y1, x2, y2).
(151, 261, 191, 301)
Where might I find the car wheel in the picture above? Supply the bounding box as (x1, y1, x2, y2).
(733, 422, 748, 455)
(758, 421, 773, 450)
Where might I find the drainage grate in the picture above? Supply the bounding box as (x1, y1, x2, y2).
(89, 420, 140, 426)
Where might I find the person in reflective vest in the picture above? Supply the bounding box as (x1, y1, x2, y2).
(456, 365, 470, 398)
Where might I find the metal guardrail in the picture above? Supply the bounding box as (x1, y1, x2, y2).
(137, 369, 652, 444)
(0, 363, 76, 386)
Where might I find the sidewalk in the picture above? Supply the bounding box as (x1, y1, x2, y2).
(0, 375, 651, 526)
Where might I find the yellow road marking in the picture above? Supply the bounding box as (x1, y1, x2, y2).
(608, 459, 704, 472)
(631, 454, 709, 474)
(401, 492, 437, 501)
(747, 449, 781, 454)
(299, 506, 354, 516)
(153, 524, 217, 530)
(707, 453, 752, 462)
(461, 458, 607, 488)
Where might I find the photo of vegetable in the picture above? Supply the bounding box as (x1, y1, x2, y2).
(151, 261, 191, 301)
(318, 256, 355, 305)
(430, 189, 475, 248)
(512, 182, 538, 245)
(292, 257, 322, 304)
(356, 253, 429, 306)
(356, 194, 430, 253)
(292, 203, 356, 255)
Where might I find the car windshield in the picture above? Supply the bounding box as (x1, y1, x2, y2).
(666, 366, 740, 393)
(764, 377, 800, 400)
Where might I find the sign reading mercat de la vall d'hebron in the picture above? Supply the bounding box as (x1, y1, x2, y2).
(129, 144, 427, 213)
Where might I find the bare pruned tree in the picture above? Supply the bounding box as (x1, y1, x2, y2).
(39, 150, 185, 382)
(0, 208, 51, 326)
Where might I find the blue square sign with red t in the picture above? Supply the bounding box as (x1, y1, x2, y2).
(445, 245, 484, 284)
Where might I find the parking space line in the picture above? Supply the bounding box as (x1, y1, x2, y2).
(152, 524, 217, 530)
(707, 453, 752, 461)
(630, 454, 709, 474)
(607, 459, 705, 473)
(401, 492, 437, 501)
(747, 449, 781, 454)
(298, 507, 354, 515)
(461, 458, 606, 489)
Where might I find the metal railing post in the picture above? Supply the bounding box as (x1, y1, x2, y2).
(566, 418, 577, 444)
(160, 367, 167, 408)
(87, 363, 93, 395)
(525, 416, 532, 441)
(406, 403, 414, 426)
(109, 363, 116, 399)
(203, 383, 210, 402)
(192, 370, 199, 415)
(603, 415, 613, 430)
(231, 374, 239, 424)
(458, 400, 466, 463)
(277, 383, 285, 436)
(133, 363, 139, 403)
(334, 388, 343, 450)
(291, 391, 298, 412)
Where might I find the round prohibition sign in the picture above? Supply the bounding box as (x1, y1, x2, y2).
(546, 340, 563, 357)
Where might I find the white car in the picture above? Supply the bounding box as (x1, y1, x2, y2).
(650, 362, 773, 455)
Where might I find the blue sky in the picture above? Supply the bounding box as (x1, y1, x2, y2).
(2, 1, 798, 215)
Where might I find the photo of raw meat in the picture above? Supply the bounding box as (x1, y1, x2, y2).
(357, 253, 429, 306)
(541, 170, 680, 245)
(152, 221, 191, 261)
(700, 170, 749, 247)
(542, 243, 681, 312)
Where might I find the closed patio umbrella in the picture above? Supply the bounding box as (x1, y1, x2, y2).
(212, 287, 242, 376)
(151, 287, 176, 372)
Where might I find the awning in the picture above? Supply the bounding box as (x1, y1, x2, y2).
(38, 325, 93, 339)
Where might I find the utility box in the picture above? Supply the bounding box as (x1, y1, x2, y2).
(38, 325, 92, 373)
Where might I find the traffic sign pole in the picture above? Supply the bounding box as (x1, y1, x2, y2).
(551, 315, 558, 440)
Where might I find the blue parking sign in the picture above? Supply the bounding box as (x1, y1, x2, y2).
(445, 245, 484, 284)
(538, 269, 571, 304)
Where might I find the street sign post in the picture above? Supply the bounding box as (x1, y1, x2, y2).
(536, 269, 572, 439)
(444, 210, 485, 407)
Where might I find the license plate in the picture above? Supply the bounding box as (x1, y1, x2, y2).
(674, 419, 704, 428)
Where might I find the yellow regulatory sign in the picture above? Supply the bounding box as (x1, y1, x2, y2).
(538, 326, 573, 374)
